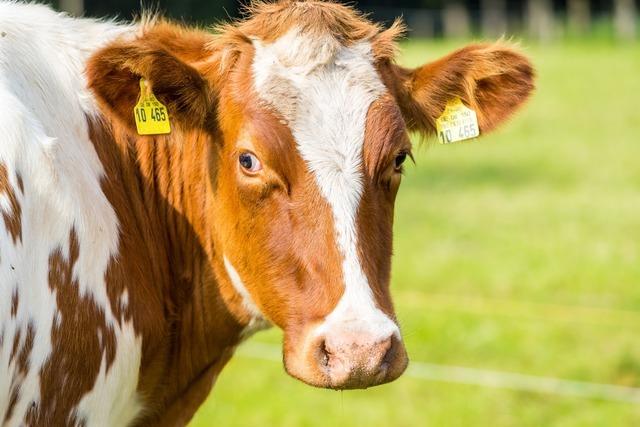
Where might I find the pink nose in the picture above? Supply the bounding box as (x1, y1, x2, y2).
(315, 331, 407, 389)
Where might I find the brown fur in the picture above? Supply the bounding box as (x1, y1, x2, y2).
(0, 164, 22, 244)
(54, 0, 537, 424)
(26, 231, 118, 426)
(208, 0, 405, 70)
(4, 323, 34, 425)
(86, 119, 244, 426)
(87, 26, 216, 134)
(10, 290, 18, 318)
(359, 96, 410, 317)
(380, 42, 536, 135)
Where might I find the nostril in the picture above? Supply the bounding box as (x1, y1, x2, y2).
(380, 338, 396, 370)
(319, 339, 330, 368)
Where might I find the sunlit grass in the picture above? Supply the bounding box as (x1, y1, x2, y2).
(190, 40, 640, 426)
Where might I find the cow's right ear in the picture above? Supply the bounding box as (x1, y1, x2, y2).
(87, 40, 216, 134)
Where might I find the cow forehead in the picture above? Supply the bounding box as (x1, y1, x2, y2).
(250, 27, 386, 242)
(251, 29, 386, 123)
(251, 29, 386, 185)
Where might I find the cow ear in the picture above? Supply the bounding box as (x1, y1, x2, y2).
(387, 43, 535, 136)
(87, 40, 215, 134)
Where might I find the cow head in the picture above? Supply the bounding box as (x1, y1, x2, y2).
(88, 1, 534, 390)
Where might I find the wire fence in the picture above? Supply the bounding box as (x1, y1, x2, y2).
(232, 288, 640, 404)
(238, 341, 640, 404)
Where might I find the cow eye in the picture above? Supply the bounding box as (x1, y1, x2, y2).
(239, 152, 262, 173)
(394, 152, 408, 171)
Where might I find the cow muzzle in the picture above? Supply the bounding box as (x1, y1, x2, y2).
(284, 315, 408, 390)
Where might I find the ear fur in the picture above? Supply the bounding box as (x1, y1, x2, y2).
(87, 36, 215, 133)
(385, 43, 535, 136)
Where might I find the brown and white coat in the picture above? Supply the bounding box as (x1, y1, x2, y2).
(0, 1, 534, 425)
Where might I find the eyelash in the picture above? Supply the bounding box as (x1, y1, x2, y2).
(394, 150, 413, 173)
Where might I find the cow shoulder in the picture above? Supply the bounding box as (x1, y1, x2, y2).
(0, 3, 145, 426)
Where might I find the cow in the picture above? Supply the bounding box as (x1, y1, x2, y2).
(0, 0, 535, 425)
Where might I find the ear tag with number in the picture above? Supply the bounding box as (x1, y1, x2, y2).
(134, 78, 171, 136)
(436, 98, 480, 144)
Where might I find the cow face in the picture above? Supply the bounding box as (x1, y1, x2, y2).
(88, 7, 533, 391)
(210, 31, 412, 389)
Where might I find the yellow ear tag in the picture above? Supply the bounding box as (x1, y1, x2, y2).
(134, 79, 171, 136)
(436, 98, 480, 144)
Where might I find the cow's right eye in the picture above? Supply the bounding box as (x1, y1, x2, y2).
(239, 152, 262, 174)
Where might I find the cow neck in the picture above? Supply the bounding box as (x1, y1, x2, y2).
(87, 117, 246, 409)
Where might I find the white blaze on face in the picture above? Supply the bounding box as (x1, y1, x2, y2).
(223, 256, 271, 339)
(252, 29, 400, 340)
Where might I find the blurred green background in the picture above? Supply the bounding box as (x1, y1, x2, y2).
(48, 0, 640, 425)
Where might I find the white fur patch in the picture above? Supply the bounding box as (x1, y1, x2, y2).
(223, 256, 271, 339)
(252, 30, 399, 341)
(73, 327, 143, 426)
(0, 3, 142, 426)
(0, 193, 12, 215)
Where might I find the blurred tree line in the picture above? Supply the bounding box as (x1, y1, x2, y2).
(52, 0, 638, 40)
(55, 0, 238, 24)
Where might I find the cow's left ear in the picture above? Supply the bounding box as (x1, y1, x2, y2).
(87, 39, 216, 133)
(384, 43, 535, 136)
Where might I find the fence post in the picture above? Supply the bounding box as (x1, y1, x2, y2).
(444, 1, 471, 39)
(59, 0, 84, 16)
(527, 0, 555, 42)
(481, 0, 507, 37)
(614, 0, 637, 40)
(407, 10, 436, 39)
(567, 0, 591, 35)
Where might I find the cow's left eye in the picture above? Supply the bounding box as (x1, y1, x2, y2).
(239, 152, 263, 174)
(394, 152, 408, 171)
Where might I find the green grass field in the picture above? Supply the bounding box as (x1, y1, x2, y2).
(190, 40, 640, 426)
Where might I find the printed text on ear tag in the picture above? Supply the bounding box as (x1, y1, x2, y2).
(436, 98, 480, 144)
(134, 78, 171, 136)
